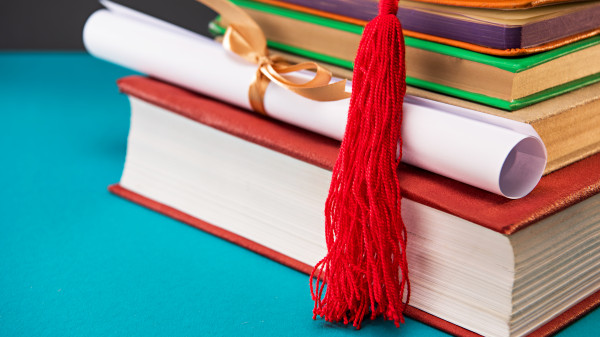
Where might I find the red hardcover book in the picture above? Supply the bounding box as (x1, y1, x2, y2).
(110, 75, 600, 337)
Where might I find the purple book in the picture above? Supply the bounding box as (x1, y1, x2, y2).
(270, 0, 600, 50)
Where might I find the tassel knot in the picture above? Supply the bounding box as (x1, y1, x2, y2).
(379, 0, 399, 15)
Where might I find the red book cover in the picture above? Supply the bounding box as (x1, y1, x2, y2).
(111, 75, 600, 336)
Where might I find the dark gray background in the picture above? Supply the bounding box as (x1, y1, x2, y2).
(0, 0, 215, 50)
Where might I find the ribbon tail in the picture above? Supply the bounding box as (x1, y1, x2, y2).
(290, 80, 351, 102)
(248, 68, 270, 115)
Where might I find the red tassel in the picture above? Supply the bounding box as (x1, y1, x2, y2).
(311, 0, 410, 329)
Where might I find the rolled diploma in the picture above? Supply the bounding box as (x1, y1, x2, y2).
(83, 4, 547, 198)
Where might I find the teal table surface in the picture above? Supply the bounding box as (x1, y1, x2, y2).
(0, 53, 598, 337)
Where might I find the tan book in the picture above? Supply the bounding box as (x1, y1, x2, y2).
(411, 83, 600, 174)
(273, 49, 600, 175)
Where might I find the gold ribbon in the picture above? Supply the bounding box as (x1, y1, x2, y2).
(197, 0, 351, 115)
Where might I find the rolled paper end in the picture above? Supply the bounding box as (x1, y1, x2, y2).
(499, 136, 547, 199)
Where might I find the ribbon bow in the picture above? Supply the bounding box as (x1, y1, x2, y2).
(198, 0, 351, 115)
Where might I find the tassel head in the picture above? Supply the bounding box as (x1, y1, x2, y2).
(311, 0, 409, 329)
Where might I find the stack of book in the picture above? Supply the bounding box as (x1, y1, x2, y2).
(83, 1, 600, 336)
(213, 0, 600, 174)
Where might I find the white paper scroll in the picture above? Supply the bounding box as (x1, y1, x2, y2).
(83, 1, 547, 198)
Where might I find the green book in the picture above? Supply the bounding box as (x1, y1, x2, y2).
(210, 0, 600, 110)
